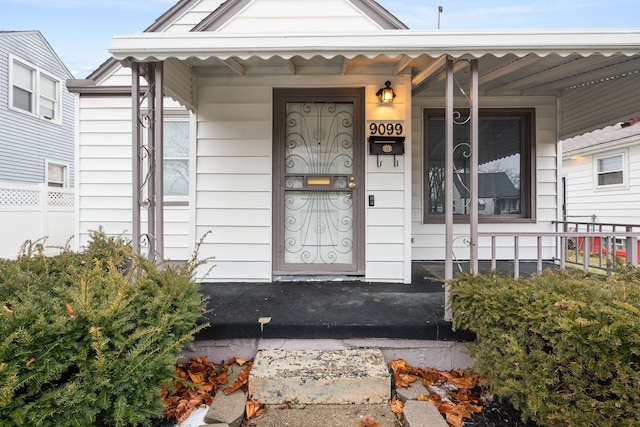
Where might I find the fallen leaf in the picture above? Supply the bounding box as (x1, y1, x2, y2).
(441, 370, 479, 389)
(2, 305, 12, 313)
(358, 413, 381, 427)
(446, 412, 464, 427)
(390, 399, 404, 415)
(26, 358, 35, 367)
(246, 399, 261, 419)
(418, 392, 441, 406)
(224, 363, 252, 394)
(164, 356, 250, 423)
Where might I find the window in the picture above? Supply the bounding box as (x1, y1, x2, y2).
(39, 74, 58, 119)
(595, 153, 625, 187)
(9, 56, 60, 121)
(163, 119, 190, 197)
(46, 161, 67, 188)
(12, 60, 34, 113)
(423, 108, 535, 222)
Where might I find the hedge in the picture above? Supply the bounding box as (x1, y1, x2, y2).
(450, 269, 640, 427)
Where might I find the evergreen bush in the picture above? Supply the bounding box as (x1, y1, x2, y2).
(0, 231, 208, 426)
(450, 269, 640, 427)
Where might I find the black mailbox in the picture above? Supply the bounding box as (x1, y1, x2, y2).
(368, 136, 405, 167)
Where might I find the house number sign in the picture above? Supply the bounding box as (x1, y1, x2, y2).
(368, 121, 404, 137)
(367, 121, 405, 167)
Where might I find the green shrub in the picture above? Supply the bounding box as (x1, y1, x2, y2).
(0, 231, 208, 426)
(450, 269, 640, 427)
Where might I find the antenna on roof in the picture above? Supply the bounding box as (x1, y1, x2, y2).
(438, 6, 443, 29)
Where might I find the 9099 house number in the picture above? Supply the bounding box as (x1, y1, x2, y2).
(369, 122, 403, 136)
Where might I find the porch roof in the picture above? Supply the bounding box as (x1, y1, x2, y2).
(109, 29, 640, 138)
(110, 29, 640, 60)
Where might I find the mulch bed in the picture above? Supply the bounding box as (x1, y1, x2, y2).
(466, 399, 539, 427)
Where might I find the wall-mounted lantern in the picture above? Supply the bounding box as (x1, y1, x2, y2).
(376, 80, 396, 103)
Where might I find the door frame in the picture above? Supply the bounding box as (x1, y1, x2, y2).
(272, 87, 366, 275)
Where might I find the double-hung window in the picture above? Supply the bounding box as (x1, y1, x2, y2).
(46, 161, 67, 188)
(595, 152, 625, 188)
(163, 116, 190, 197)
(423, 108, 535, 222)
(10, 56, 61, 122)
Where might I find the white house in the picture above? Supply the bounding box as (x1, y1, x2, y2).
(562, 118, 640, 226)
(67, 0, 640, 285)
(0, 31, 75, 258)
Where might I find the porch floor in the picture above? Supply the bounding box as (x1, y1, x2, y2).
(196, 261, 554, 342)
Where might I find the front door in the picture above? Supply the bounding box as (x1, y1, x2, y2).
(273, 88, 365, 275)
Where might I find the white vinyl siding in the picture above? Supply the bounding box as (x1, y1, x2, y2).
(564, 145, 639, 225)
(194, 74, 410, 282)
(76, 94, 192, 260)
(215, 0, 385, 33)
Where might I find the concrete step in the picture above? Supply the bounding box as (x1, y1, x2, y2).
(248, 348, 391, 405)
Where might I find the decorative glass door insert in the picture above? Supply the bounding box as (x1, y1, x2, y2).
(283, 101, 355, 265)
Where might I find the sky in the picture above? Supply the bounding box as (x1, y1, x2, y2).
(1, 0, 638, 78)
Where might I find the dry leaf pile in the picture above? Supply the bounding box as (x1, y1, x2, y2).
(389, 359, 484, 427)
(162, 356, 486, 427)
(357, 413, 381, 427)
(162, 356, 252, 424)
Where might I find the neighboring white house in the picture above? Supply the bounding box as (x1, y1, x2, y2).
(0, 31, 75, 259)
(562, 118, 640, 226)
(67, 0, 640, 283)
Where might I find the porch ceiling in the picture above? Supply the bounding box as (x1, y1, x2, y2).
(110, 29, 640, 137)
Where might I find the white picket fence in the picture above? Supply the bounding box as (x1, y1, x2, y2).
(0, 182, 75, 259)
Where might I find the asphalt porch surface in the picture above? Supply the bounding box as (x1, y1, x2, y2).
(196, 261, 555, 342)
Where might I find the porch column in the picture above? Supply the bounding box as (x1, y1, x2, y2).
(132, 61, 165, 262)
(469, 59, 479, 275)
(444, 58, 454, 321)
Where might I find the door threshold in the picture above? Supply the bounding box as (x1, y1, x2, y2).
(273, 275, 366, 282)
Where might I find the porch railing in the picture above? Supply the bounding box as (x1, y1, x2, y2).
(477, 222, 640, 278)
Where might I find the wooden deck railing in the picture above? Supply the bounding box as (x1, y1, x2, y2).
(477, 223, 640, 278)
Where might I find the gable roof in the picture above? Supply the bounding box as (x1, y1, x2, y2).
(74, 0, 640, 138)
(0, 30, 73, 79)
(454, 173, 520, 199)
(85, 0, 405, 82)
(192, 0, 407, 32)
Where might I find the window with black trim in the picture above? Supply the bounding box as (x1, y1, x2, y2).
(423, 108, 535, 222)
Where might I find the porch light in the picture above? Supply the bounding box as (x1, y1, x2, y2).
(376, 80, 396, 103)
